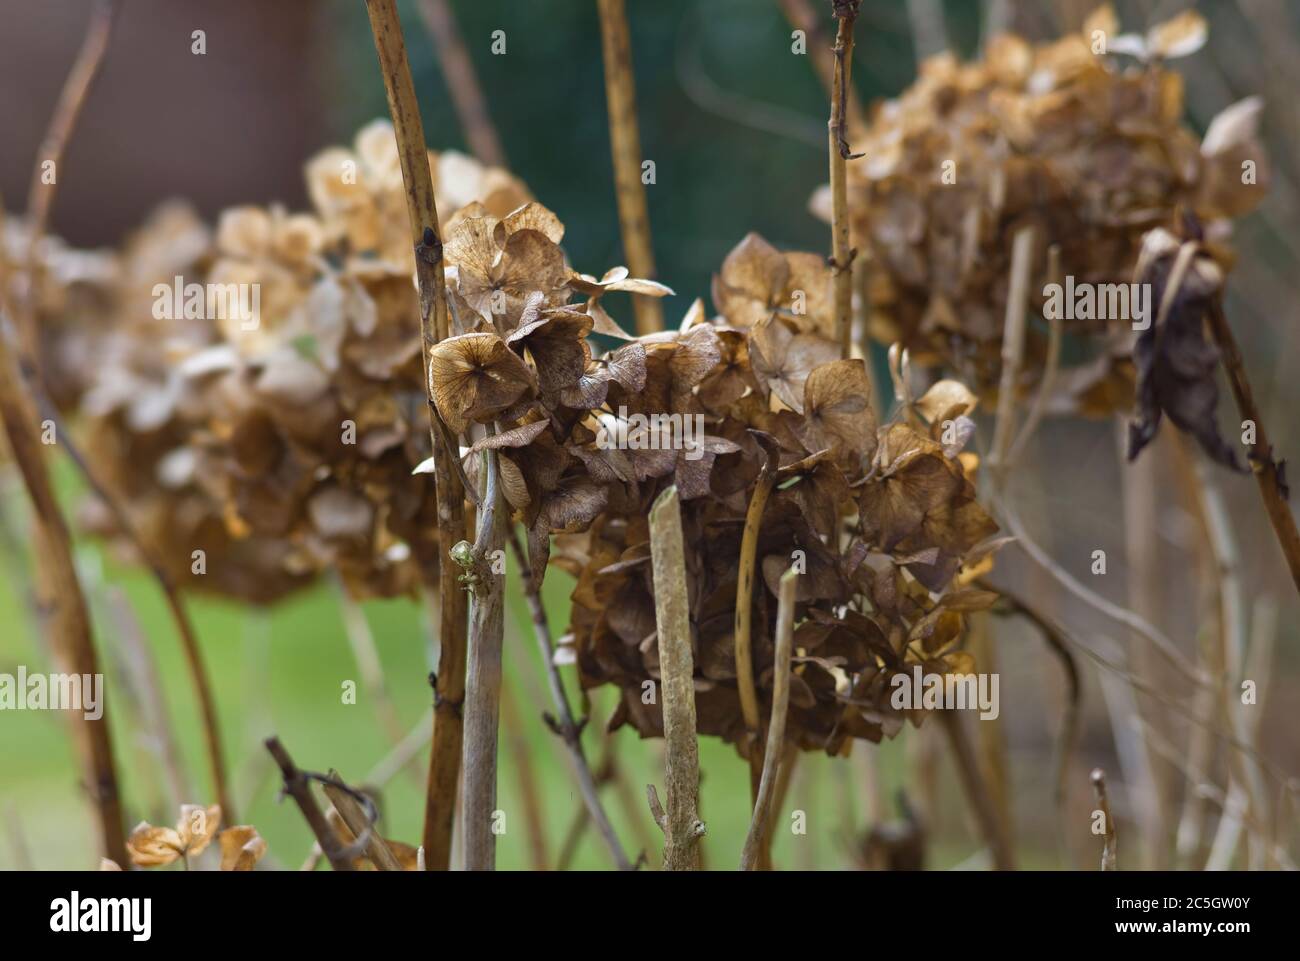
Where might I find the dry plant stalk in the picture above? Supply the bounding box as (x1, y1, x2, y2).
(734, 458, 776, 799)
(0, 0, 127, 866)
(740, 568, 797, 870)
(0, 339, 126, 865)
(17, 0, 120, 367)
(265, 737, 354, 872)
(597, 0, 662, 335)
(1206, 300, 1300, 596)
(460, 438, 507, 870)
(416, 0, 507, 167)
(646, 486, 703, 870)
(828, 0, 862, 359)
(506, 530, 633, 870)
(778, 0, 866, 138)
(363, 0, 470, 870)
(1091, 767, 1118, 870)
(323, 772, 404, 871)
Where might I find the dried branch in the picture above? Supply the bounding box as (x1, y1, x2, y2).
(734, 460, 776, 799)
(461, 433, 507, 870)
(322, 770, 404, 871)
(416, 0, 507, 167)
(777, 0, 867, 138)
(1206, 299, 1300, 596)
(363, 0, 469, 870)
(1091, 767, 1118, 870)
(0, 310, 125, 867)
(265, 737, 354, 872)
(647, 486, 703, 870)
(18, 0, 120, 368)
(829, 0, 862, 358)
(740, 568, 797, 870)
(597, 0, 663, 334)
(506, 527, 634, 869)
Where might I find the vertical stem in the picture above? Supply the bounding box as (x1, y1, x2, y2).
(416, 0, 507, 167)
(506, 528, 633, 869)
(1091, 767, 1118, 870)
(19, 0, 120, 369)
(597, 0, 662, 334)
(363, 0, 470, 870)
(740, 568, 797, 870)
(647, 486, 702, 870)
(734, 464, 775, 800)
(461, 436, 506, 870)
(829, 0, 861, 359)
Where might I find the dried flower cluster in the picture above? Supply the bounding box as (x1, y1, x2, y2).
(817, 5, 1266, 411)
(68, 122, 531, 601)
(427, 225, 1003, 757)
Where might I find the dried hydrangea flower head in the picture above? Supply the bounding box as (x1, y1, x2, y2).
(814, 5, 1266, 409)
(74, 123, 533, 600)
(428, 225, 1005, 757)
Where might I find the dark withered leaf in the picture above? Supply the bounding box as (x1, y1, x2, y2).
(1128, 227, 1243, 471)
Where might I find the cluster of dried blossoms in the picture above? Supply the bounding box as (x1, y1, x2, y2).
(429, 227, 1002, 756)
(68, 121, 532, 601)
(817, 5, 1266, 412)
(117, 804, 266, 871)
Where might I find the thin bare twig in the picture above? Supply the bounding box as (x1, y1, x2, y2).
(265, 737, 354, 872)
(506, 527, 634, 870)
(323, 770, 404, 871)
(829, 0, 863, 358)
(1206, 298, 1300, 597)
(18, 0, 120, 368)
(735, 460, 776, 799)
(647, 486, 703, 870)
(740, 568, 797, 870)
(597, 0, 662, 334)
(1091, 768, 1118, 870)
(363, 0, 469, 870)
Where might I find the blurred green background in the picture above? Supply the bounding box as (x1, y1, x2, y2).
(6, 0, 1295, 871)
